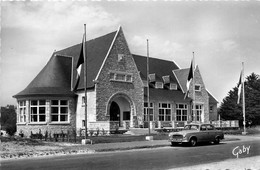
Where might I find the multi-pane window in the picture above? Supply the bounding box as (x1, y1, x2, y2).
(19, 101, 26, 123)
(110, 72, 133, 83)
(192, 104, 203, 121)
(176, 104, 188, 121)
(30, 100, 46, 122)
(159, 103, 171, 121)
(144, 102, 154, 121)
(51, 100, 69, 122)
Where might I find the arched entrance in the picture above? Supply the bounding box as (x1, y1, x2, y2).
(107, 93, 134, 129)
(110, 101, 120, 123)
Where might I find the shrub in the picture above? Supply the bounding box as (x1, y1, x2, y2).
(5, 124, 16, 136)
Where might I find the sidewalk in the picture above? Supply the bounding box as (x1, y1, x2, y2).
(169, 156, 260, 170)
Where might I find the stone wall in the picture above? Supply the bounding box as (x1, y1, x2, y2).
(189, 66, 210, 123)
(95, 28, 144, 128)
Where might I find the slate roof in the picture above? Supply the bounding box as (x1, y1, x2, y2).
(173, 68, 190, 92)
(132, 54, 180, 85)
(173, 68, 218, 103)
(14, 55, 75, 97)
(14, 31, 117, 97)
(144, 87, 191, 103)
(55, 31, 117, 90)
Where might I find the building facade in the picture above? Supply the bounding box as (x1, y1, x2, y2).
(14, 27, 218, 137)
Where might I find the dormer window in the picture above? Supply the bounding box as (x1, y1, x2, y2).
(148, 73, 156, 82)
(195, 84, 201, 92)
(170, 83, 177, 90)
(162, 75, 170, 84)
(155, 82, 163, 89)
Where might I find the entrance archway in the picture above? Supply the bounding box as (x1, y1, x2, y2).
(107, 93, 134, 128)
(110, 101, 120, 123)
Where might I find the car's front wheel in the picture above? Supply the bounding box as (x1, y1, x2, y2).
(189, 138, 197, 147)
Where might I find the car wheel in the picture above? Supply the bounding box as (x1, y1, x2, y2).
(214, 137, 220, 144)
(171, 142, 177, 146)
(189, 138, 197, 147)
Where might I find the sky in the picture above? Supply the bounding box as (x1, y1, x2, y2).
(1, 0, 260, 107)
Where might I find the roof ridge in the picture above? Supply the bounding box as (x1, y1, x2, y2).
(132, 54, 176, 63)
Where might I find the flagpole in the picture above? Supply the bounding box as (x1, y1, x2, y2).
(147, 39, 150, 135)
(84, 24, 88, 139)
(242, 62, 246, 135)
(192, 52, 196, 122)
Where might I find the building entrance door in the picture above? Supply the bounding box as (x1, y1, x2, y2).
(110, 101, 120, 126)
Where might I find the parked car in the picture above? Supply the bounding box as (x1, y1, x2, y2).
(168, 123, 224, 146)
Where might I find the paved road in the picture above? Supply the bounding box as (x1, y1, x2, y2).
(2, 139, 260, 170)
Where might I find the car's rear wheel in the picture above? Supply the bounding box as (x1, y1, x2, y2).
(214, 137, 220, 144)
(189, 138, 197, 147)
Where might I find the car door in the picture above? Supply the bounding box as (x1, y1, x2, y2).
(198, 125, 208, 142)
(206, 124, 215, 141)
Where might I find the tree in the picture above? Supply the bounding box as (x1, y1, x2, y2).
(0, 105, 17, 136)
(219, 73, 260, 126)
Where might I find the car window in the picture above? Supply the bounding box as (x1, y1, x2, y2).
(200, 125, 206, 131)
(206, 125, 214, 130)
(190, 125, 199, 130)
(184, 125, 199, 130)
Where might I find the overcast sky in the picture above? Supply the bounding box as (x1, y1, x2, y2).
(1, 1, 260, 106)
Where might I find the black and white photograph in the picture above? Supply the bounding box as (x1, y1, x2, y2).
(1, 0, 260, 169)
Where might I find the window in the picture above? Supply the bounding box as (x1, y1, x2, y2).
(206, 124, 214, 130)
(123, 111, 130, 121)
(195, 84, 201, 91)
(200, 125, 206, 131)
(148, 73, 156, 82)
(155, 82, 163, 89)
(170, 83, 177, 90)
(144, 102, 154, 121)
(51, 100, 69, 122)
(159, 103, 171, 121)
(176, 104, 188, 121)
(192, 104, 203, 121)
(110, 71, 133, 83)
(30, 100, 46, 122)
(18, 101, 26, 123)
(209, 105, 214, 112)
(162, 75, 170, 84)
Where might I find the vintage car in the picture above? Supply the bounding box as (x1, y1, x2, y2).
(168, 123, 224, 146)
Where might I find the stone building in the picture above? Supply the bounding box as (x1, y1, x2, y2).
(13, 27, 218, 137)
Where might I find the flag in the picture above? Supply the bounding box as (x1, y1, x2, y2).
(73, 34, 85, 90)
(237, 70, 242, 104)
(184, 59, 193, 99)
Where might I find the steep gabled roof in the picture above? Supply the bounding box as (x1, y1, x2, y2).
(144, 87, 191, 102)
(173, 68, 218, 104)
(14, 55, 75, 97)
(173, 68, 189, 92)
(132, 54, 180, 84)
(55, 31, 117, 90)
(14, 31, 117, 98)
